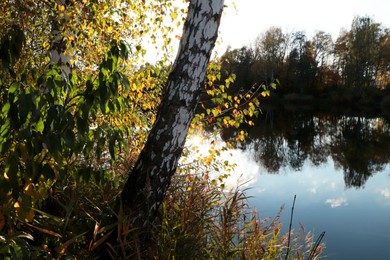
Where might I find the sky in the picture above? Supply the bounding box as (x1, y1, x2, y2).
(145, 0, 390, 62)
(216, 0, 390, 53)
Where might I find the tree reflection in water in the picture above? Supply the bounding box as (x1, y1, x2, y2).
(221, 110, 390, 188)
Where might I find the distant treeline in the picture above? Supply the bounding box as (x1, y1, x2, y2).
(219, 16, 389, 103)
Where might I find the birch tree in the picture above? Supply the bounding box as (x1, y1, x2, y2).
(121, 0, 225, 231)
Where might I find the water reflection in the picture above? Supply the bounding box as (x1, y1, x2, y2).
(222, 110, 390, 188)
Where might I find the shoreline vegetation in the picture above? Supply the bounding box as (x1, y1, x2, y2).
(260, 88, 390, 118)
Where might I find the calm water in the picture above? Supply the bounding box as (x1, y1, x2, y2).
(220, 111, 390, 259)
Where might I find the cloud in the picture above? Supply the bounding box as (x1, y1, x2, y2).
(308, 187, 317, 194)
(325, 198, 348, 208)
(379, 188, 390, 198)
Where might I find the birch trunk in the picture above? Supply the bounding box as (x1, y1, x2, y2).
(121, 0, 225, 230)
(48, 0, 74, 80)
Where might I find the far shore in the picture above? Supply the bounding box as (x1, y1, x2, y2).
(260, 90, 390, 118)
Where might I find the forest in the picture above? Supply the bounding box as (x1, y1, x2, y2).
(2, 0, 388, 259)
(218, 16, 390, 116)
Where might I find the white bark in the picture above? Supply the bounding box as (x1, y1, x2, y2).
(48, 0, 75, 80)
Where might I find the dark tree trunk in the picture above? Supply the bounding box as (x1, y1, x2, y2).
(121, 0, 225, 232)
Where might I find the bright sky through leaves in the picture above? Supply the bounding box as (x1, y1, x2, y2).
(146, 0, 389, 62)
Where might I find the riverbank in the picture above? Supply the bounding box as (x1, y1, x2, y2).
(261, 88, 390, 118)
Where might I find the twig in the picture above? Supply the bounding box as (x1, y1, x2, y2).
(285, 194, 296, 260)
(308, 231, 326, 260)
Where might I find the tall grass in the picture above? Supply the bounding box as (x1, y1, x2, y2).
(149, 171, 326, 259)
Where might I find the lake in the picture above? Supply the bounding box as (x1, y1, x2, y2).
(207, 110, 390, 259)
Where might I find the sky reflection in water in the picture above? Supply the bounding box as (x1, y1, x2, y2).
(224, 146, 390, 259)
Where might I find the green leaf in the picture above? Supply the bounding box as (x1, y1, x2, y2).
(109, 135, 116, 161)
(100, 101, 109, 114)
(45, 133, 60, 154)
(63, 129, 75, 149)
(108, 100, 115, 112)
(35, 118, 44, 133)
(8, 82, 19, 94)
(0, 137, 11, 155)
(121, 75, 130, 91)
(18, 143, 29, 162)
(70, 72, 78, 87)
(0, 118, 10, 134)
(119, 40, 129, 59)
(96, 137, 106, 159)
(19, 92, 33, 123)
(76, 116, 88, 135)
(6, 156, 19, 193)
(1, 102, 10, 116)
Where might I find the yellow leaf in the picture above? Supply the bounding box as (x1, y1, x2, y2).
(170, 11, 178, 21)
(24, 183, 35, 197)
(212, 109, 219, 117)
(261, 90, 270, 97)
(88, 27, 94, 36)
(81, 21, 87, 31)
